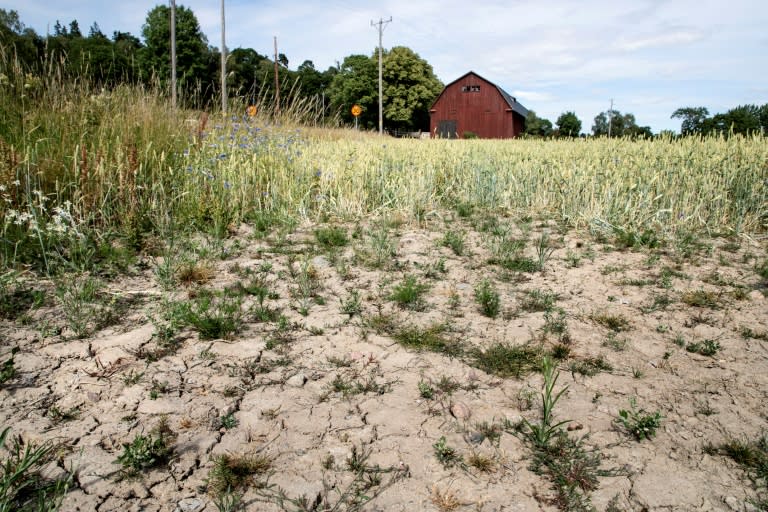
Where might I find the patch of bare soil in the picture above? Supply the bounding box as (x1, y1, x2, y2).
(2, 212, 767, 511)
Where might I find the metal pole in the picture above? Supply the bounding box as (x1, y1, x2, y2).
(170, 0, 176, 108)
(221, 0, 227, 114)
(274, 36, 280, 116)
(608, 98, 613, 138)
(371, 17, 392, 135)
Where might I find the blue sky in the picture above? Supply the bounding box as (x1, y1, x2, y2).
(6, 0, 768, 133)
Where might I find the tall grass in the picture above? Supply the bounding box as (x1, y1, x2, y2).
(1, 47, 766, 275)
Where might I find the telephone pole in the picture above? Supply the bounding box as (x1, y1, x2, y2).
(274, 36, 280, 116)
(608, 98, 614, 138)
(371, 17, 392, 135)
(220, 0, 227, 114)
(170, 0, 177, 108)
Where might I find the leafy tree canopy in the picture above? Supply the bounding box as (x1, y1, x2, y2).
(140, 5, 209, 93)
(556, 111, 582, 137)
(524, 110, 553, 137)
(671, 106, 710, 135)
(381, 46, 443, 131)
(592, 109, 651, 138)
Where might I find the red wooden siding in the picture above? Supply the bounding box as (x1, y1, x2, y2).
(429, 72, 527, 139)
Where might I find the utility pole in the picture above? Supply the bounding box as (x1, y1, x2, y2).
(371, 17, 392, 135)
(274, 36, 280, 116)
(220, 0, 227, 113)
(170, 0, 177, 108)
(608, 98, 614, 138)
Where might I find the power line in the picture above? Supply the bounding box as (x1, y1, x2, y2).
(371, 16, 392, 135)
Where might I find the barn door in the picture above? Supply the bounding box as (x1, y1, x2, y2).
(437, 120, 457, 139)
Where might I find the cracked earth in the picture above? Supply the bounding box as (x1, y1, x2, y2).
(1, 213, 767, 511)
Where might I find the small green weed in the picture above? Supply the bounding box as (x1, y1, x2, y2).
(55, 274, 111, 339)
(740, 326, 768, 341)
(207, 452, 271, 498)
(418, 380, 434, 399)
(116, 432, 172, 476)
(686, 339, 721, 356)
(602, 333, 627, 351)
(469, 342, 541, 378)
(389, 274, 429, 311)
(361, 228, 397, 269)
(441, 230, 466, 256)
(433, 436, 463, 468)
(0, 348, 18, 386)
(0, 426, 72, 511)
(220, 413, 238, 430)
(719, 435, 768, 504)
(180, 289, 243, 340)
(521, 357, 570, 448)
(315, 226, 349, 249)
(613, 226, 660, 249)
(535, 231, 556, 271)
(46, 404, 80, 424)
(520, 289, 558, 312)
(467, 451, 495, 472)
(617, 398, 662, 441)
(568, 355, 613, 377)
(542, 308, 570, 342)
(681, 288, 722, 309)
(391, 324, 463, 358)
(474, 279, 501, 318)
(122, 370, 144, 386)
(590, 311, 631, 332)
(339, 290, 362, 318)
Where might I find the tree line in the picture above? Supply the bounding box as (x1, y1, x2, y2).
(0, 7, 442, 131)
(2, 7, 765, 136)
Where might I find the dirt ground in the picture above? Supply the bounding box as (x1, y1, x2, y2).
(2, 212, 767, 511)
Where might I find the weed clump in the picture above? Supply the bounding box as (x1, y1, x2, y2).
(474, 278, 501, 318)
(617, 398, 662, 441)
(469, 343, 541, 378)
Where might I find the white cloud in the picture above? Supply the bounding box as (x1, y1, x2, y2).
(617, 29, 705, 52)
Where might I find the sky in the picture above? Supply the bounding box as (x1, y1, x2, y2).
(6, 0, 768, 133)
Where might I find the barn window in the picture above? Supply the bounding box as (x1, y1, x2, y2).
(461, 85, 481, 93)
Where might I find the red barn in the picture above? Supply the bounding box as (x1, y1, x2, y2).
(429, 71, 528, 139)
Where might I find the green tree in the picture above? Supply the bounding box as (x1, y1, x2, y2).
(592, 109, 650, 137)
(555, 111, 582, 137)
(0, 9, 42, 66)
(381, 46, 443, 131)
(227, 47, 269, 101)
(524, 110, 553, 137)
(671, 107, 710, 135)
(139, 5, 210, 101)
(328, 54, 378, 128)
(296, 60, 326, 98)
(711, 105, 763, 136)
(68, 20, 82, 38)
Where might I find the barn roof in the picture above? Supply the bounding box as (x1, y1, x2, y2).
(433, 71, 529, 117)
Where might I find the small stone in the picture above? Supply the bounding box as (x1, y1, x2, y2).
(311, 255, 331, 269)
(748, 290, 764, 302)
(176, 497, 205, 512)
(286, 373, 307, 388)
(567, 422, 583, 431)
(449, 401, 471, 420)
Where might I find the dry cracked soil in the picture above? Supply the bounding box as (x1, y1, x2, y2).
(1, 212, 767, 511)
